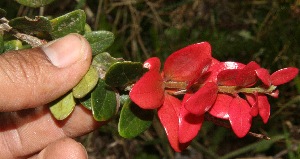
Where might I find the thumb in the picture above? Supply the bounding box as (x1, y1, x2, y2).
(0, 33, 92, 111)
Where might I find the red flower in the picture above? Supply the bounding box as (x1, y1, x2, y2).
(129, 41, 299, 151)
(130, 42, 212, 151)
(207, 61, 298, 137)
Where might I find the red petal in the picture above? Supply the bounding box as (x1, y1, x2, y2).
(129, 71, 164, 109)
(235, 61, 260, 87)
(218, 61, 259, 87)
(163, 42, 212, 85)
(184, 82, 218, 115)
(209, 93, 233, 119)
(143, 57, 161, 72)
(245, 93, 259, 117)
(217, 69, 240, 86)
(257, 95, 270, 124)
(255, 68, 271, 86)
(228, 96, 252, 138)
(158, 94, 188, 152)
(270, 67, 299, 86)
(207, 61, 244, 84)
(270, 89, 279, 98)
(178, 94, 204, 144)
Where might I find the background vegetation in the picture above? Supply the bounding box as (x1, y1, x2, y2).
(1, 0, 300, 158)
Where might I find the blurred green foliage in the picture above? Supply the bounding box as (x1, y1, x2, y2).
(1, 0, 299, 158)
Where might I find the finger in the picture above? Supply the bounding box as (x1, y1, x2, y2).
(0, 105, 102, 158)
(0, 33, 92, 111)
(29, 138, 87, 159)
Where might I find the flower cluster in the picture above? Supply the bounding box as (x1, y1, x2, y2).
(129, 42, 299, 152)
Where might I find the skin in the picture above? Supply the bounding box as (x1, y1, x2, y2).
(0, 34, 100, 159)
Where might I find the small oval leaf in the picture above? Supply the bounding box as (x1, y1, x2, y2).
(84, 31, 115, 55)
(50, 10, 86, 39)
(79, 94, 92, 110)
(4, 40, 23, 52)
(105, 62, 146, 87)
(118, 100, 153, 138)
(9, 16, 51, 36)
(91, 79, 117, 121)
(15, 0, 56, 8)
(49, 92, 76, 120)
(73, 66, 99, 98)
(92, 52, 121, 79)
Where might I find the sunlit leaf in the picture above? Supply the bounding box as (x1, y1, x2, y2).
(15, 0, 56, 8)
(50, 9, 86, 39)
(179, 94, 204, 144)
(9, 16, 51, 36)
(73, 66, 99, 98)
(158, 94, 188, 152)
(163, 42, 212, 86)
(129, 71, 164, 109)
(184, 82, 218, 115)
(49, 92, 76, 120)
(118, 100, 153, 138)
(228, 96, 252, 138)
(270, 67, 299, 86)
(91, 79, 117, 121)
(105, 62, 146, 87)
(92, 52, 121, 79)
(84, 23, 92, 33)
(84, 31, 115, 55)
(4, 40, 23, 52)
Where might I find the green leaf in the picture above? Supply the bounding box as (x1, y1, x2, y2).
(49, 92, 76, 120)
(50, 9, 86, 39)
(92, 52, 121, 79)
(105, 62, 146, 87)
(84, 23, 92, 33)
(79, 94, 92, 110)
(118, 100, 153, 138)
(0, 8, 6, 18)
(9, 16, 51, 37)
(4, 40, 23, 52)
(73, 66, 99, 98)
(15, 0, 56, 8)
(91, 79, 117, 121)
(84, 31, 115, 55)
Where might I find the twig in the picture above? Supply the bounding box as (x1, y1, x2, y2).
(0, 17, 46, 47)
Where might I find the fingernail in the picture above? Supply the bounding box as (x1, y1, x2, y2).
(42, 33, 88, 68)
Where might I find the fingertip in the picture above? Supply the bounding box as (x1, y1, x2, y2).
(33, 138, 87, 159)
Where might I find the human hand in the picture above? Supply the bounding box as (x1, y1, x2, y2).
(0, 34, 100, 159)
